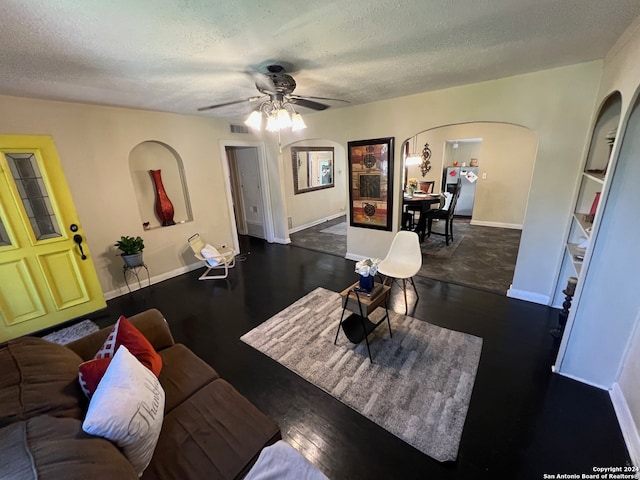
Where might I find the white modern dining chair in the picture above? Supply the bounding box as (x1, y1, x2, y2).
(377, 231, 422, 314)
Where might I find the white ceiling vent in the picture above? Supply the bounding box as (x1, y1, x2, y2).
(230, 124, 250, 134)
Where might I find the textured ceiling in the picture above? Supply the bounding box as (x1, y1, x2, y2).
(1, 0, 639, 120)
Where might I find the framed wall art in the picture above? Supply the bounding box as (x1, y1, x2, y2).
(347, 137, 394, 230)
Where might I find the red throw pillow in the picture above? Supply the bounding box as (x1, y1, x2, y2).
(78, 315, 162, 398)
(78, 357, 111, 398)
(95, 316, 162, 375)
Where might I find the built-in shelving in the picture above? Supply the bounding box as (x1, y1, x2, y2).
(572, 213, 593, 238)
(553, 91, 621, 307)
(566, 243, 585, 275)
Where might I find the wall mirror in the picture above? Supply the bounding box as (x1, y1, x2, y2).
(291, 146, 335, 194)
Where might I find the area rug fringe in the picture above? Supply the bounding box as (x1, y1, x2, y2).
(241, 287, 482, 462)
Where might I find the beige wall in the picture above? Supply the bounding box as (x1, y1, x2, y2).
(281, 139, 348, 231)
(0, 95, 251, 298)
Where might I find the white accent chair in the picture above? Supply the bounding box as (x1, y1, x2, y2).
(377, 231, 422, 314)
(188, 233, 236, 280)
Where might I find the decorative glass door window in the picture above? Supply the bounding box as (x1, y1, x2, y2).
(0, 216, 10, 246)
(6, 152, 61, 240)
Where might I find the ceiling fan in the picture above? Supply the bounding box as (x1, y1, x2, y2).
(197, 64, 349, 115)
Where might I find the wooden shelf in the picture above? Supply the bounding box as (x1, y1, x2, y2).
(340, 282, 390, 317)
(572, 213, 594, 237)
(566, 243, 585, 275)
(583, 171, 606, 184)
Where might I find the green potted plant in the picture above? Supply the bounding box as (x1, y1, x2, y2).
(114, 235, 145, 268)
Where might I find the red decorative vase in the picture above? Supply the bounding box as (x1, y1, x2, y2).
(149, 169, 175, 226)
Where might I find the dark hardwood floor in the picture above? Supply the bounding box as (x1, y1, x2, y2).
(86, 236, 631, 479)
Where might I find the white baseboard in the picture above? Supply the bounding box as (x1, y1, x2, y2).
(289, 212, 346, 234)
(245, 220, 265, 239)
(552, 368, 609, 391)
(611, 382, 640, 469)
(272, 236, 291, 244)
(470, 220, 523, 230)
(345, 252, 366, 261)
(103, 262, 202, 300)
(506, 287, 550, 305)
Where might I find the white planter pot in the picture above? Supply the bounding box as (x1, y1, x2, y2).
(122, 253, 144, 268)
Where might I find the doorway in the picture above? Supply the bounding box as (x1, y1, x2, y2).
(226, 146, 265, 239)
(221, 141, 275, 254)
(443, 139, 482, 217)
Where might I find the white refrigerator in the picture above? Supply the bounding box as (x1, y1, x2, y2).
(444, 166, 478, 216)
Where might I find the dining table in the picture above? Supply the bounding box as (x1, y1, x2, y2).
(402, 193, 444, 242)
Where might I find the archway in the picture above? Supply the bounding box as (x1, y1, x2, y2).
(400, 122, 538, 294)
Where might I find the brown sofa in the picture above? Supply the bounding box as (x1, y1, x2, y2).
(0, 308, 281, 479)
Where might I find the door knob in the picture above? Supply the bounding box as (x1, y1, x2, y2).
(73, 234, 87, 260)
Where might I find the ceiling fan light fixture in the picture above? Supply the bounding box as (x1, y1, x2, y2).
(244, 110, 262, 130)
(276, 108, 292, 129)
(243, 94, 307, 133)
(265, 115, 279, 132)
(291, 112, 307, 131)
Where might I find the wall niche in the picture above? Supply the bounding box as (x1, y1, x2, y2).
(129, 141, 192, 229)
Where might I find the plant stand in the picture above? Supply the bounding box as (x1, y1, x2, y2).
(123, 263, 150, 293)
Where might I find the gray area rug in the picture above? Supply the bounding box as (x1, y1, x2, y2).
(421, 234, 464, 258)
(241, 287, 483, 462)
(319, 221, 347, 236)
(42, 319, 99, 345)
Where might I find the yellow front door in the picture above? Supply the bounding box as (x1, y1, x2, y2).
(0, 135, 105, 342)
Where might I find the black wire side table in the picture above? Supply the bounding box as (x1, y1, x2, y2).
(122, 263, 150, 293)
(334, 281, 392, 362)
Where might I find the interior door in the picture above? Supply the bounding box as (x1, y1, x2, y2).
(234, 146, 265, 239)
(0, 135, 105, 342)
(225, 146, 248, 235)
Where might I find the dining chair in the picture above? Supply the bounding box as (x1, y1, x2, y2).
(419, 181, 435, 194)
(425, 178, 461, 245)
(377, 231, 422, 314)
(404, 180, 436, 229)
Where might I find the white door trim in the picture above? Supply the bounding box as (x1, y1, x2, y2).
(219, 140, 275, 252)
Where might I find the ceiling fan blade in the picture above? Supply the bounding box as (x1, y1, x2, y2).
(247, 71, 278, 94)
(290, 94, 350, 104)
(197, 96, 263, 112)
(288, 97, 330, 111)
